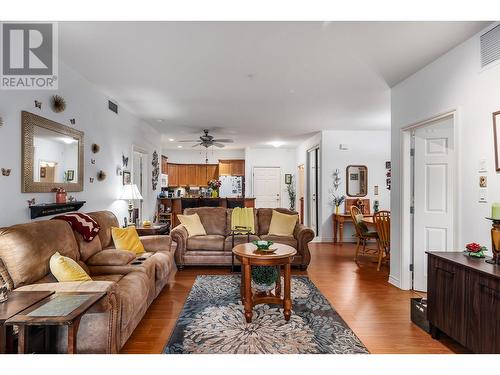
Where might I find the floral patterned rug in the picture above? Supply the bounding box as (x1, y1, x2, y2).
(163, 275, 369, 354)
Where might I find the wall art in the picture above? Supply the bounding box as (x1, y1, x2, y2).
(70, 119, 76, 125)
(122, 154, 129, 168)
(123, 170, 131, 185)
(34, 100, 42, 109)
(152, 151, 159, 190)
(89, 177, 94, 183)
(97, 170, 107, 181)
(27, 198, 36, 207)
(0, 115, 3, 127)
(90, 158, 96, 165)
(1, 168, 11, 176)
(51, 95, 66, 113)
(91, 144, 100, 153)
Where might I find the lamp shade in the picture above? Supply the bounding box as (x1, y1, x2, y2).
(120, 184, 143, 200)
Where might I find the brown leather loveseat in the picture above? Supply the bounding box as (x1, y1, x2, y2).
(171, 207, 314, 269)
(0, 211, 176, 353)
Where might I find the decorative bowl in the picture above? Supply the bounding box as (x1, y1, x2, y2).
(252, 240, 274, 250)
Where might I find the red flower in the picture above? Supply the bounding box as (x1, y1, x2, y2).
(466, 243, 481, 253)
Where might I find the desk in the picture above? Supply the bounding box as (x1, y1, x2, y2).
(332, 213, 372, 243)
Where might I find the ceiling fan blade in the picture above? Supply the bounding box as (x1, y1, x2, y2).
(212, 139, 234, 143)
(178, 140, 200, 142)
(192, 143, 202, 148)
(212, 142, 226, 148)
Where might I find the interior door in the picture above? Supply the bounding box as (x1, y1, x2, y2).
(253, 167, 281, 208)
(307, 148, 320, 236)
(413, 116, 455, 292)
(132, 150, 147, 222)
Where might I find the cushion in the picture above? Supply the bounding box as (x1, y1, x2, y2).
(86, 249, 136, 266)
(268, 210, 298, 236)
(184, 207, 227, 236)
(187, 235, 225, 251)
(52, 213, 100, 241)
(177, 213, 207, 237)
(354, 214, 369, 233)
(111, 226, 145, 255)
(49, 251, 92, 282)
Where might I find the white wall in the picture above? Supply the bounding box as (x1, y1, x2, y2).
(0, 62, 162, 227)
(245, 147, 297, 208)
(162, 148, 245, 164)
(320, 130, 391, 241)
(391, 23, 500, 289)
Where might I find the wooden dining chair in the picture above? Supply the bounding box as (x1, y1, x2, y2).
(373, 210, 390, 271)
(350, 206, 378, 262)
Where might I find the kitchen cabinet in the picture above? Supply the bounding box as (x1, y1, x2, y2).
(186, 165, 198, 186)
(167, 164, 178, 187)
(161, 155, 168, 174)
(218, 159, 245, 176)
(177, 165, 188, 187)
(196, 164, 218, 186)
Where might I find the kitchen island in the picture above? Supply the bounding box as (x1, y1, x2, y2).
(157, 197, 255, 227)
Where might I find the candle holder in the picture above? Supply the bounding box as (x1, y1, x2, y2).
(485, 217, 500, 265)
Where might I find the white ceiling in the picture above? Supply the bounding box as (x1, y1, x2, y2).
(59, 21, 489, 149)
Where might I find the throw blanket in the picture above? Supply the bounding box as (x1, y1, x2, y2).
(52, 213, 100, 242)
(231, 207, 255, 234)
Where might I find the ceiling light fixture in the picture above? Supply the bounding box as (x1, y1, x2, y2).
(269, 141, 284, 148)
(168, 138, 175, 142)
(177, 145, 183, 148)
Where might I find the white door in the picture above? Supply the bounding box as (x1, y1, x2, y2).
(307, 148, 319, 236)
(253, 167, 281, 208)
(413, 116, 455, 292)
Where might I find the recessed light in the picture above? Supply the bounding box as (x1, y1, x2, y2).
(177, 145, 183, 148)
(156, 119, 164, 123)
(269, 141, 284, 148)
(168, 138, 175, 142)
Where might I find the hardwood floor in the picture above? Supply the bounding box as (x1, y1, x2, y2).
(120, 242, 467, 354)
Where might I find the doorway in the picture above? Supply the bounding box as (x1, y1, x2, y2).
(132, 147, 148, 222)
(401, 112, 458, 292)
(297, 164, 305, 223)
(253, 167, 281, 208)
(307, 147, 320, 236)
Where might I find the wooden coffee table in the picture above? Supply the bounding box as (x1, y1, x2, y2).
(0, 291, 54, 353)
(232, 243, 297, 323)
(6, 291, 105, 354)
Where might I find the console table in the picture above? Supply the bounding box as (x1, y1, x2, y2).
(427, 252, 499, 353)
(332, 213, 372, 243)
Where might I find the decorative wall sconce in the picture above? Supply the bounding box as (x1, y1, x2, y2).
(51, 95, 66, 113)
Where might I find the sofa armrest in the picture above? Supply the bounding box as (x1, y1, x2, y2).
(170, 225, 188, 266)
(139, 235, 172, 253)
(15, 281, 120, 353)
(293, 224, 315, 268)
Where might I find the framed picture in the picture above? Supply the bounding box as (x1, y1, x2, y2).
(123, 170, 131, 185)
(350, 173, 359, 181)
(285, 174, 292, 184)
(385, 161, 391, 169)
(493, 111, 500, 172)
(66, 169, 74, 181)
(40, 167, 46, 178)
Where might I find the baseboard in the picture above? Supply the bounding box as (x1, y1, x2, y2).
(388, 274, 401, 289)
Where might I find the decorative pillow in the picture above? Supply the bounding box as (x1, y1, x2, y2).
(177, 213, 207, 237)
(49, 251, 92, 282)
(268, 210, 298, 236)
(355, 214, 369, 233)
(52, 213, 100, 242)
(111, 226, 145, 255)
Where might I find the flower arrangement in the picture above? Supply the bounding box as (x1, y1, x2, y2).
(286, 175, 296, 210)
(464, 243, 487, 258)
(208, 179, 221, 190)
(329, 169, 345, 214)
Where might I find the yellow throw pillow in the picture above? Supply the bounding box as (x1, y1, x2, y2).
(111, 226, 145, 255)
(49, 251, 92, 282)
(268, 210, 299, 236)
(177, 213, 207, 237)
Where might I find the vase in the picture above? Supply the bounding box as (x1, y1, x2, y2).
(335, 205, 339, 215)
(211, 189, 219, 198)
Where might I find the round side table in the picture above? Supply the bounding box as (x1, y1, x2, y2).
(232, 243, 297, 323)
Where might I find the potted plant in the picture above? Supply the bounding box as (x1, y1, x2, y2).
(251, 266, 279, 293)
(286, 175, 296, 210)
(208, 179, 221, 198)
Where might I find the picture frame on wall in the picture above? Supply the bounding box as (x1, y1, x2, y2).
(493, 110, 500, 172)
(66, 170, 74, 181)
(123, 170, 131, 185)
(285, 174, 292, 184)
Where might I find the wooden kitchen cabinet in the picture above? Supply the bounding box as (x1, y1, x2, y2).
(161, 155, 168, 174)
(196, 164, 218, 186)
(218, 159, 245, 176)
(186, 165, 198, 186)
(177, 165, 188, 187)
(167, 164, 178, 187)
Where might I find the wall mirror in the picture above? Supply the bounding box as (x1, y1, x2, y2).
(346, 165, 368, 197)
(22, 111, 84, 192)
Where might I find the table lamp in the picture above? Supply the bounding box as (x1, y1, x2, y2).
(120, 184, 143, 226)
(486, 202, 500, 265)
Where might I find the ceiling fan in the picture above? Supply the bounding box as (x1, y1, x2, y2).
(178, 129, 234, 148)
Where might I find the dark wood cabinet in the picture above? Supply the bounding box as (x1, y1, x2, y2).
(427, 252, 499, 353)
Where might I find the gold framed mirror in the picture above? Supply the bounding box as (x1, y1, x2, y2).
(346, 165, 368, 197)
(22, 111, 84, 193)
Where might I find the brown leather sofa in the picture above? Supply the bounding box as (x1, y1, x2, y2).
(171, 207, 314, 269)
(0, 211, 176, 353)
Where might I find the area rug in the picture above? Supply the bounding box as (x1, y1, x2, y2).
(163, 275, 369, 354)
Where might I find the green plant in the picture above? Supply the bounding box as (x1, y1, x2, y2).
(252, 266, 278, 285)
